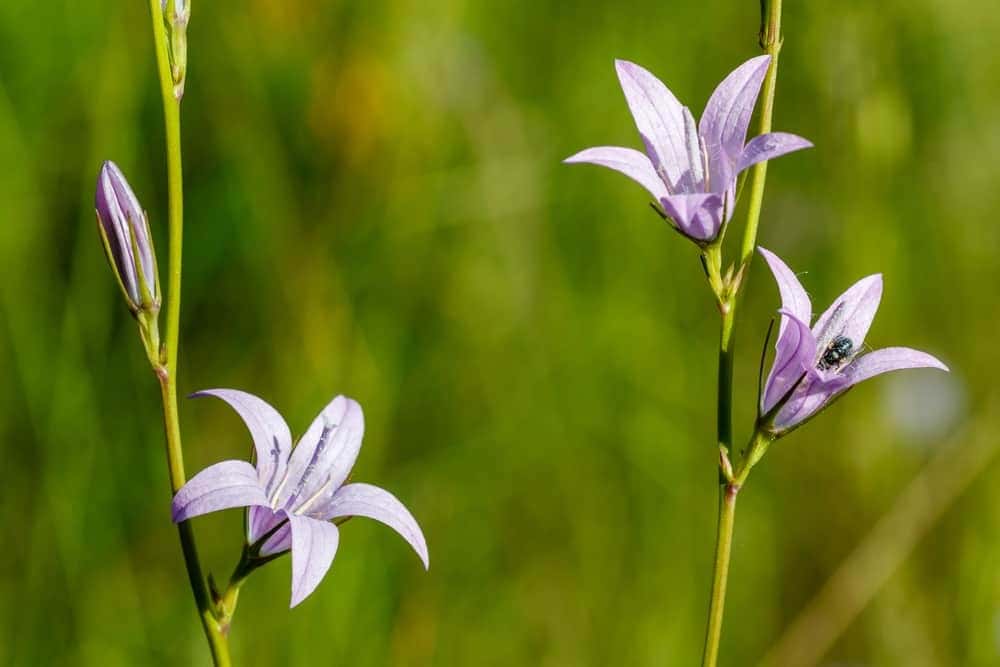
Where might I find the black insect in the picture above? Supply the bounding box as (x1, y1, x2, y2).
(818, 335, 854, 370)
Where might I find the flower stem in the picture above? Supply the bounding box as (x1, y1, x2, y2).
(739, 0, 783, 269)
(701, 482, 739, 667)
(701, 3, 785, 664)
(148, 2, 232, 664)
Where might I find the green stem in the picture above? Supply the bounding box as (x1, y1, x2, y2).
(739, 0, 783, 269)
(149, 2, 232, 664)
(701, 3, 785, 664)
(717, 303, 736, 459)
(701, 482, 739, 667)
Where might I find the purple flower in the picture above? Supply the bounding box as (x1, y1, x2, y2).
(565, 56, 812, 242)
(95, 161, 160, 314)
(757, 247, 949, 434)
(171, 390, 429, 607)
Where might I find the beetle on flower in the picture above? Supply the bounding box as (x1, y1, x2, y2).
(565, 56, 812, 243)
(757, 247, 949, 435)
(171, 389, 429, 607)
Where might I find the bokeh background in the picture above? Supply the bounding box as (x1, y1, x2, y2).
(1, 0, 997, 664)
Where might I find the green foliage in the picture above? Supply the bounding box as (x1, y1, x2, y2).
(0, 0, 995, 664)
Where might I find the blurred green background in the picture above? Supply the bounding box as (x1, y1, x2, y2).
(1, 0, 997, 664)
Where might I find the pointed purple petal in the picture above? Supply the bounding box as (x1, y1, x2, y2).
(812, 274, 883, 352)
(736, 132, 813, 173)
(248, 505, 286, 548)
(699, 55, 771, 189)
(288, 514, 340, 607)
(845, 347, 949, 386)
(191, 389, 292, 499)
(762, 309, 817, 414)
(258, 511, 293, 556)
(614, 59, 698, 192)
(757, 247, 812, 325)
(171, 460, 268, 523)
(772, 374, 847, 431)
(319, 483, 430, 569)
(660, 193, 724, 241)
(278, 396, 365, 510)
(564, 146, 669, 201)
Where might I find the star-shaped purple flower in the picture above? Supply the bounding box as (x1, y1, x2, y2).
(171, 390, 429, 607)
(757, 247, 949, 434)
(565, 56, 812, 242)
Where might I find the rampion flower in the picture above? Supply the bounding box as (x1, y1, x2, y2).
(171, 389, 429, 607)
(95, 161, 160, 315)
(757, 247, 949, 434)
(565, 56, 812, 242)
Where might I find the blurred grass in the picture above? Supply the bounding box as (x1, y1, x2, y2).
(0, 0, 997, 664)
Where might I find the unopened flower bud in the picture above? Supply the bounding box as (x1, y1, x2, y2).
(95, 161, 160, 315)
(161, 0, 190, 99)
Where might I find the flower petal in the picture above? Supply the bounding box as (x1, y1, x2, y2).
(845, 347, 949, 386)
(614, 59, 699, 192)
(171, 460, 268, 523)
(191, 389, 292, 498)
(660, 193, 724, 241)
(736, 132, 813, 173)
(699, 55, 771, 189)
(278, 396, 365, 511)
(564, 146, 669, 201)
(757, 247, 811, 325)
(771, 374, 848, 432)
(762, 309, 817, 414)
(248, 504, 287, 549)
(812, 274, 883, 353)
(319, 483, 430, 569)
(288, 514, 340, 607)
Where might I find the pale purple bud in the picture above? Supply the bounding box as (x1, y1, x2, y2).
(95, 161, 160, 314)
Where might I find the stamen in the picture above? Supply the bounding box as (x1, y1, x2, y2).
(294, 477, 335, 516)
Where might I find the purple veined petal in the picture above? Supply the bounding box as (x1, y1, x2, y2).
(96, 162, 140, 301)
(564, 146, 669, 202)
(771, 373, 848, 431)
(757, 247, 812, 326)
(698, 55, 771, 190)
(614, 59, 696, 192)
(318, 483, 430, 569)
(259, 512, 293, 557)
(171, 460, 268, 523)
(278, 396, 365, 510)
(844, 347, 949, 387)
(105, 163, 155, 291)
(659, 193, 724, 241)
(248, 504, 285, 546)
(762, 309, 817, 414)
(736, 132, 813, 174)
(191, 389, 293, 499)
(288, 514, 340, 607)
(681, 105, 706, 191)
(812, 274, 883, 353)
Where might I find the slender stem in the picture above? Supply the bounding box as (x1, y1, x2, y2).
(717, 303, 736, 458)
(739, 0, 783, 268)
(149, 2, 232, 664)
(702, 483, 739, 667)
(701, 3, 785, 664)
